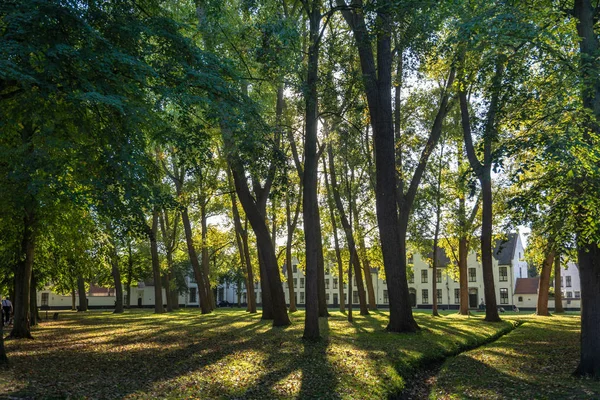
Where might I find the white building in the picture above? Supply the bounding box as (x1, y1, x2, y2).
(219, 233, 555, 311)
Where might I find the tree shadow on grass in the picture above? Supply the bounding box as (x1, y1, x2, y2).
(3, 310, 298, 399)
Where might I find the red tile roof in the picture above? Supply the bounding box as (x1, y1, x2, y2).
(514, 277, 539, 294)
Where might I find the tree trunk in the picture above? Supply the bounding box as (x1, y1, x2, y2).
(77, 275, 87, 312)
(328, 145, 369, 315)
(126, 241, 133, 309)
(229, 172, 256, 313)
(459, 56, 502, 323)
(149, 211, 164, 314)
(181, 207, 211, 314)
(10, 206, 35, 339)
(0, 322, 8, 366)
(348, 252, 353, 323)
(352, 202, 377, 311)
(302, 2, 323, 340)
(575, 241, 600, 376)
(201, 204, 215, 311)
(536, 249, 555, 316)
(159, 211, 176, 313)
(224, 151, 289, 327)
(71, 289, 76, 311)
(323, 155, 345, 312)
(573, 0, 600, 377)
(257, 248, 274, 319)
(480, 173, 500, 322)
(554, 255, 564, 313)
(285, 195, 298, 313)
(338, 4, 426, 332)
(29, 272, 37, 327)
(110, 241, 124, 314)
(458, 236, 469, 315)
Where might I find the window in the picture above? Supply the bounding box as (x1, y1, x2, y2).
(422, 289, 429, 304)
(518, 296, 523, 302)
(300, 292, 305, 303)
(500, 288, 508, 304)
(575, 291, 581, 299)
(326, 267, 330, 275)
(325, 279, 330, 290)
(567, 291, 573, 298)
(436, 269, 442, 283)
(454, 289, 460, 304)
(383, 290, 389, 304)
(333, 278, 338, 289)
(566, 276, 572, 287)
(300, 278, 305, 289)
(469, 268, 476, 282)
(408, 272, 414, 284)
(294, 278, 297, 288)
(437, 289, 443, 304)
(353, 291, 359, 304)
(408, 254, 414, 264)
(189, 287, 197, 303)
(561, 276, 564, 287)
(293, 264, 297, 273)
(421, 270, 428, 283)
(499, 266, 508, 282)
(326, 293, 330, 303)
(218, 287, 224, 302)
(41, 293, 49, 306)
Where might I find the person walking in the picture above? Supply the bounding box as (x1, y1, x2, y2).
(2, 297, 12, 326)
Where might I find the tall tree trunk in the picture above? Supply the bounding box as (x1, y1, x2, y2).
(29, 272, 37, 327)
(0, 322, 8, 365)
(432, 144, 444, 317)
(227, 162, 290, 327)
(575, 241, 600, 376)
(159, 211, 176, 313)
(108, 230, 125, 314)
(285, 195, 298, 313)
(328, 145, 368, 315)
(302, 1, 323, 340)
(574, 0, 600, 377)
(163, 274, 173, 312)
(480, 172, 500, 321)
(10, 205, 35, 338)
(459, 55, 503, 323)
(229, 169, 256, 313)
(110, 248, 124, 314)
(149, 211, 164, 314)
(323, 156, 345, 312)
(338, 3, 453, 332)
(201, 204, 215, 311)
(554, 255, 564, 313)
(77, 275, 87, 312)
(458, 236, 469, 315)
(257, 248, 274, 319)
(181, 207, 211, 314)
(536, 249, 555, 316)
(348, 251, 353, 323)
(126, 241, 133, 309)
(71, 289, 76, 311)
(351, 202, 377, 311)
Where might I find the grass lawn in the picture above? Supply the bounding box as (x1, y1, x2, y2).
(0, 308, 516, 399)
(432, 314, 600, 399)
